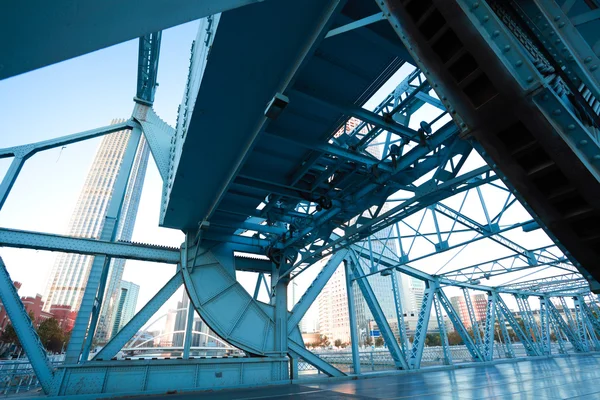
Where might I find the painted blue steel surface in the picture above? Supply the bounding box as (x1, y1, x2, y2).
(119, 355, 600, 399)
(0, 0, 269, 80)
(3, 0, 600, 398)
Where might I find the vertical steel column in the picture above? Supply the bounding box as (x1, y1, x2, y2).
(274, 263, 288, 356)
(482, 292, 496, 361)
(496, 303, 514, 358)
(547, 301, 567, 354)
(539, 297, 551, 355)
(433, 291, 452, 365)
(182, 302, 195, 358)
(409, 284, 433, 369)
(463, 288, 483, 351)
(573, 296, 590, 352)
(0, 258, 54, 393)
(345, 261, 361, 375)
(391, 270, 409, 354)
(66, 128, 141, 364)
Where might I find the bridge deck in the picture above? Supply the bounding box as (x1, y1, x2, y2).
(134, 354, 600, 399)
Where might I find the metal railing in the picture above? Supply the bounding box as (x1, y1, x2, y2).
(0, 357, 63, 397)
(297, 342, 577, 375)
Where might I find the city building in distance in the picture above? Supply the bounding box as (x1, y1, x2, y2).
(42, 120, 149, 343)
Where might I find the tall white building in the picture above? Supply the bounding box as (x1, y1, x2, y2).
(110, 280, 140, 338)
(43, 120, 149, 342)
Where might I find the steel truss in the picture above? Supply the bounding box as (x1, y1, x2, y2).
(1, 0, 600, 398)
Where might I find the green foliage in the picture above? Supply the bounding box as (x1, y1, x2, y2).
(425, 333, 441, 347)
(447, 330, 463, 345)
(364, 336, 373, 346)
(316, 335, 330, 348)
(375, 337, 384, 347)
(37, 318, 65, 353)
(1, 324, 19, 346)
(334, 339, 342, 348)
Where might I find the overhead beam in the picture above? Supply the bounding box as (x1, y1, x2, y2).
(0, 227, 181, 264)
(0, 0, 269, 80)
(325, 12, 386, 39)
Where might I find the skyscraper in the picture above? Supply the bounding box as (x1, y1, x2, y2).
(110, 280, 140, 338)
(42, 120, 149, 342)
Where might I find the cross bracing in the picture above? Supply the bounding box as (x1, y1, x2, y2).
(1, 0, 600, 397)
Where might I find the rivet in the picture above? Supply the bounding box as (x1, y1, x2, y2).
(542, 94, 549, 101)
(460, 123, 467, 128)
(516, 60, 523, 67)
(492, 30, 500, 38)
(503, 45, 511, 52)
(594, 155, 600, 160)
(483, 15, 489, 22)
(552, 109, 561, 115)
(580, 140, 588, 145)
(442, 96, 447, 101)
(555, 39, 561, 44)
(558, 22, 565, 28)
(554, 16, 560, 22)
(591, 65, 599, 71)
(567, 124, 575, 130)
(472, 2, 480, 10)
(584, 56, 592, 63)
(526, 76, 534, 83)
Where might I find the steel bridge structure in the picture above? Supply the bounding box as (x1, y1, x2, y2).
(1, 0, 600, 397)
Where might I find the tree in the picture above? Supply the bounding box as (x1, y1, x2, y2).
(1, 324, 19, 347)
(447, 330, 463, 345)
(364, 336, 373, 346)
(334, 339, 342, 348)
(316, 335, 330, 348)
(425, 333, 441, 347)
(375, 337, 384, 347)
(37, 318, 64, 353)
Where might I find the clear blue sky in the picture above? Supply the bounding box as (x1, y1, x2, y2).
(0, 21, 199, 309)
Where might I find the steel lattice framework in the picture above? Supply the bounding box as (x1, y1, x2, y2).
(1, 0, 600, 397)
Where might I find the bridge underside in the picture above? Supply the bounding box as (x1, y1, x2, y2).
(2, 0, 600, 398)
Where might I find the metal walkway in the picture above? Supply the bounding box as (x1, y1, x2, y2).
(133, 354, 600, 400)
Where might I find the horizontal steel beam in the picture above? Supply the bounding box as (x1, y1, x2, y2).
(0, 227, 180, 264)
(1, 0, 268, 80)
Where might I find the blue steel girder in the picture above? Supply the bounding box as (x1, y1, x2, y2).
(94, 272, 184, 361)
(482, 292, 497, 361)
(496, 295, 540, 356)
(349, 252, 409, 369)
(433, 291, 452, 365)
(463, 288, 484, 352)
(135, 32, 162, 105)
(408, 285, 434, 369)
(442, 246, 576, 282)
(0, 0, 269, 80)
(435, 288, 483, 361)
(0, 258, 54, 392)
(547, 297, 586, 352)
(377, 0, 600, 293)
(0, 227, 181, 264)
(496, 303, 515, 358)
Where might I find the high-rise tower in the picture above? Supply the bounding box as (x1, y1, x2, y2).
(42, 120, 149, 342)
